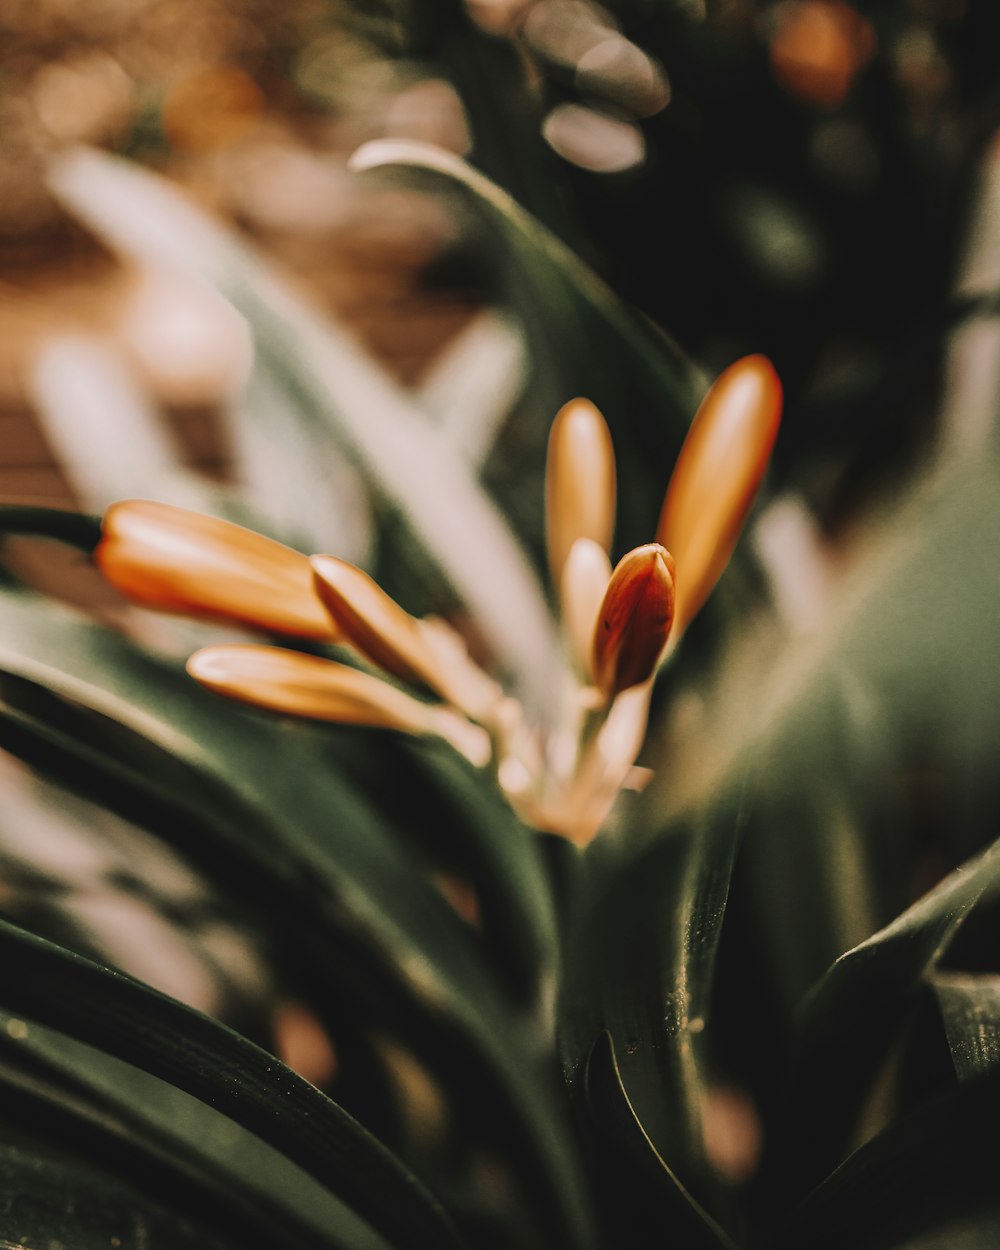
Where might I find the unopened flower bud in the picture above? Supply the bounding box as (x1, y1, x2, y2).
(97, 500, 334, 640)
(560, 537, 613, 675)
(545, 397, 616, 589)
(657, 355, 782, 637)
(187, 644, 432, 732)
(310, 554, 436, 686)
(591, 543, 675, 698)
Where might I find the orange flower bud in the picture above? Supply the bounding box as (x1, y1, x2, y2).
(560, 537, 613, 674)
(187, 645, 433, 732)
(310, 554, 437, 687)
(545, 397, 616, 589)
(97, 501, 335, 640)
(656, 355, 782, 637)
(311, 555, 504, 723)
(591, 543, 675, 698)
(187, 644, 491, 765)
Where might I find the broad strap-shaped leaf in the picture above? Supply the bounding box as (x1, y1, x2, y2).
(559, 785, 747, 1244)
(648, 454, 1000, 1029)
(765, 833, 1000, 1206)
(0, 587, 595, 1249)
(931, 969, 1000, 1083)
(0, 506, 557, 1004)
(230, 346, 374, 563)
(0, 1011, 390, 1250)
(0, 1139, 236, 1250)
(383, 736, 560, 1007)
(582, 1032, 737, 1250)
(762, 1068, 1000, 1250)
(29, 334, 208, 515)
(0, 916, 464, 1250)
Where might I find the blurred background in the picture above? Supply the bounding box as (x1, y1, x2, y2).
(3, 0, 1000, 523)
(2, 0, 1000, 1175)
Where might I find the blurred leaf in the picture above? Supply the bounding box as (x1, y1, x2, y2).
(0, 916, 464, 1250)
(29, 335, 207, 514)
(0, 586, 594, 1249)
(0, 1138, 234, 1250)
(0, 1011, 390, 1250)
(765, 832, 1000, 1207)
(349, 140, 707, 555)
(416, 309, 527, 470)
(650, 453, 1000, 1021)
(893, 1211, 1000, 1250)
(47, 147, 561, 713)
(231, 367, 374, 562)
(763, 1070, 1000, 1250)
(389, 736, 560, 1005)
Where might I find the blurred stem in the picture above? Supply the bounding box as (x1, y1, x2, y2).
(0, 509, 101, 553)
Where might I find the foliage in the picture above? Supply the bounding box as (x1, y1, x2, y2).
(3, 2, 1000, 1248)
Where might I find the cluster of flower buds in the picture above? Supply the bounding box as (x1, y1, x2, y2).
(96, 354, 781, 846)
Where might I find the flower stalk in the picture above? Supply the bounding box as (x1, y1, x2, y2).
(95, 353, 780, 848)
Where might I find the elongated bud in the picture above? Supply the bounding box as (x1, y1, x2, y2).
(591, 543, 675, 698)
(311, 555, 504, 723)
(187, 645, 433, 732)
(187, 643, 491, 765)
(310, 555, 437, 686)
(656, 355, 782, 636)
(97, 500, 335, 640)
(560, 537, 613, 675)
(545, 398, 616, 590)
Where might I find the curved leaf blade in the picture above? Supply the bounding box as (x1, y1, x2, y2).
(0, 588, 595, 1249)
(349, 140, 706, 556)
(559, 786, 747, 1239)
(763, 1070, 1000, 1250)
(0, 916, 466, 1250)
(0, 1139, 235, 1250)
(766, 834, 1000, 1205)
(0, 1011, 391, 1250)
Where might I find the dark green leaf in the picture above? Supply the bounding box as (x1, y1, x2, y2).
(349, 140, 705, 556)
(931, 970, 1000, 1083)
(0, 1010, 391, 1250)
(0, 917, 464, 1250)
(763, 1070, 1000, 1250)
(583, 1032, 736, 1250)
(0, 1139, 235, 1250)
(765, 833, 1000, 1206)
(352, 734, 560, 1005)
(0, 588, 594, 1249)
(559, 785, 747, 1241)
(647, 453, 1000, 1101)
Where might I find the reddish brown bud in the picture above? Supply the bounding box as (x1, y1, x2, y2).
(591, 543, 675, 698)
